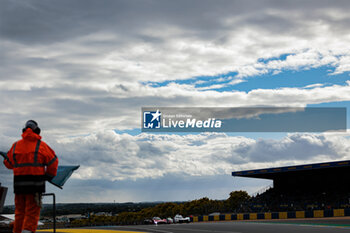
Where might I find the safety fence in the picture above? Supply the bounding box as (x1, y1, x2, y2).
(190, 209, 350, 222)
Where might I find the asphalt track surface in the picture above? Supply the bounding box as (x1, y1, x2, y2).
(38, 218, 350, 233)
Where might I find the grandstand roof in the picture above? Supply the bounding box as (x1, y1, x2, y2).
(231, 160, 350, 180)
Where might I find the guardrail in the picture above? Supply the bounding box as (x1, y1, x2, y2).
(191, 209, 350, 222)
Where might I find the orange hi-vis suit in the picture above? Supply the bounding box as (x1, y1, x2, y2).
(3, 128, 58, 233)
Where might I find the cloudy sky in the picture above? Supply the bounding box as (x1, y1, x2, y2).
(1, 0, 350, 205)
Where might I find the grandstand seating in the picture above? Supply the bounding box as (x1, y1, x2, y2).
(232, 160, 350, 212)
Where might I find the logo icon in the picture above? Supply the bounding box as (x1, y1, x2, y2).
(143, 109, 161, 129)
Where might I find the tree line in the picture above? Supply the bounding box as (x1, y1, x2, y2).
(71, 190, 250, 226)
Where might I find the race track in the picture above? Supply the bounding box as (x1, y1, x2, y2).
(39, 218, 350, 233)
(96, 218, 350, 233)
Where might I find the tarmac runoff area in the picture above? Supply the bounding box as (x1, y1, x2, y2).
(37, 217, 350, 233)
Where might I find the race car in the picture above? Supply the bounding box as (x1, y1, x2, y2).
(152, 217, 167, 224)
(166, 217, 174, 224)
(173, 214, 190, 223)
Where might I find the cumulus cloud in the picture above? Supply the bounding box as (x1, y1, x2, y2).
(46, 131, 350, 181)
(2, 129, 349, 203)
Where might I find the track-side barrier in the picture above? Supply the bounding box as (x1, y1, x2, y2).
(190, 208, 350, 222)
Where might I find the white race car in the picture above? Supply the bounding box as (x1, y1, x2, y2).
(173, 214, 190, 223)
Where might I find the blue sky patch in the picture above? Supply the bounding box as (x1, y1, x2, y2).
(143, 65, 349, 93)
(257, 53, 295, 64)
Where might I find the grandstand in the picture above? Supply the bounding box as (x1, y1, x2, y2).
(232, 160, 350, 212)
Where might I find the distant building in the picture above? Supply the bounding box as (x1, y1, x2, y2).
(55, 214, 85, 223)
(94, 212, 112, 216)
